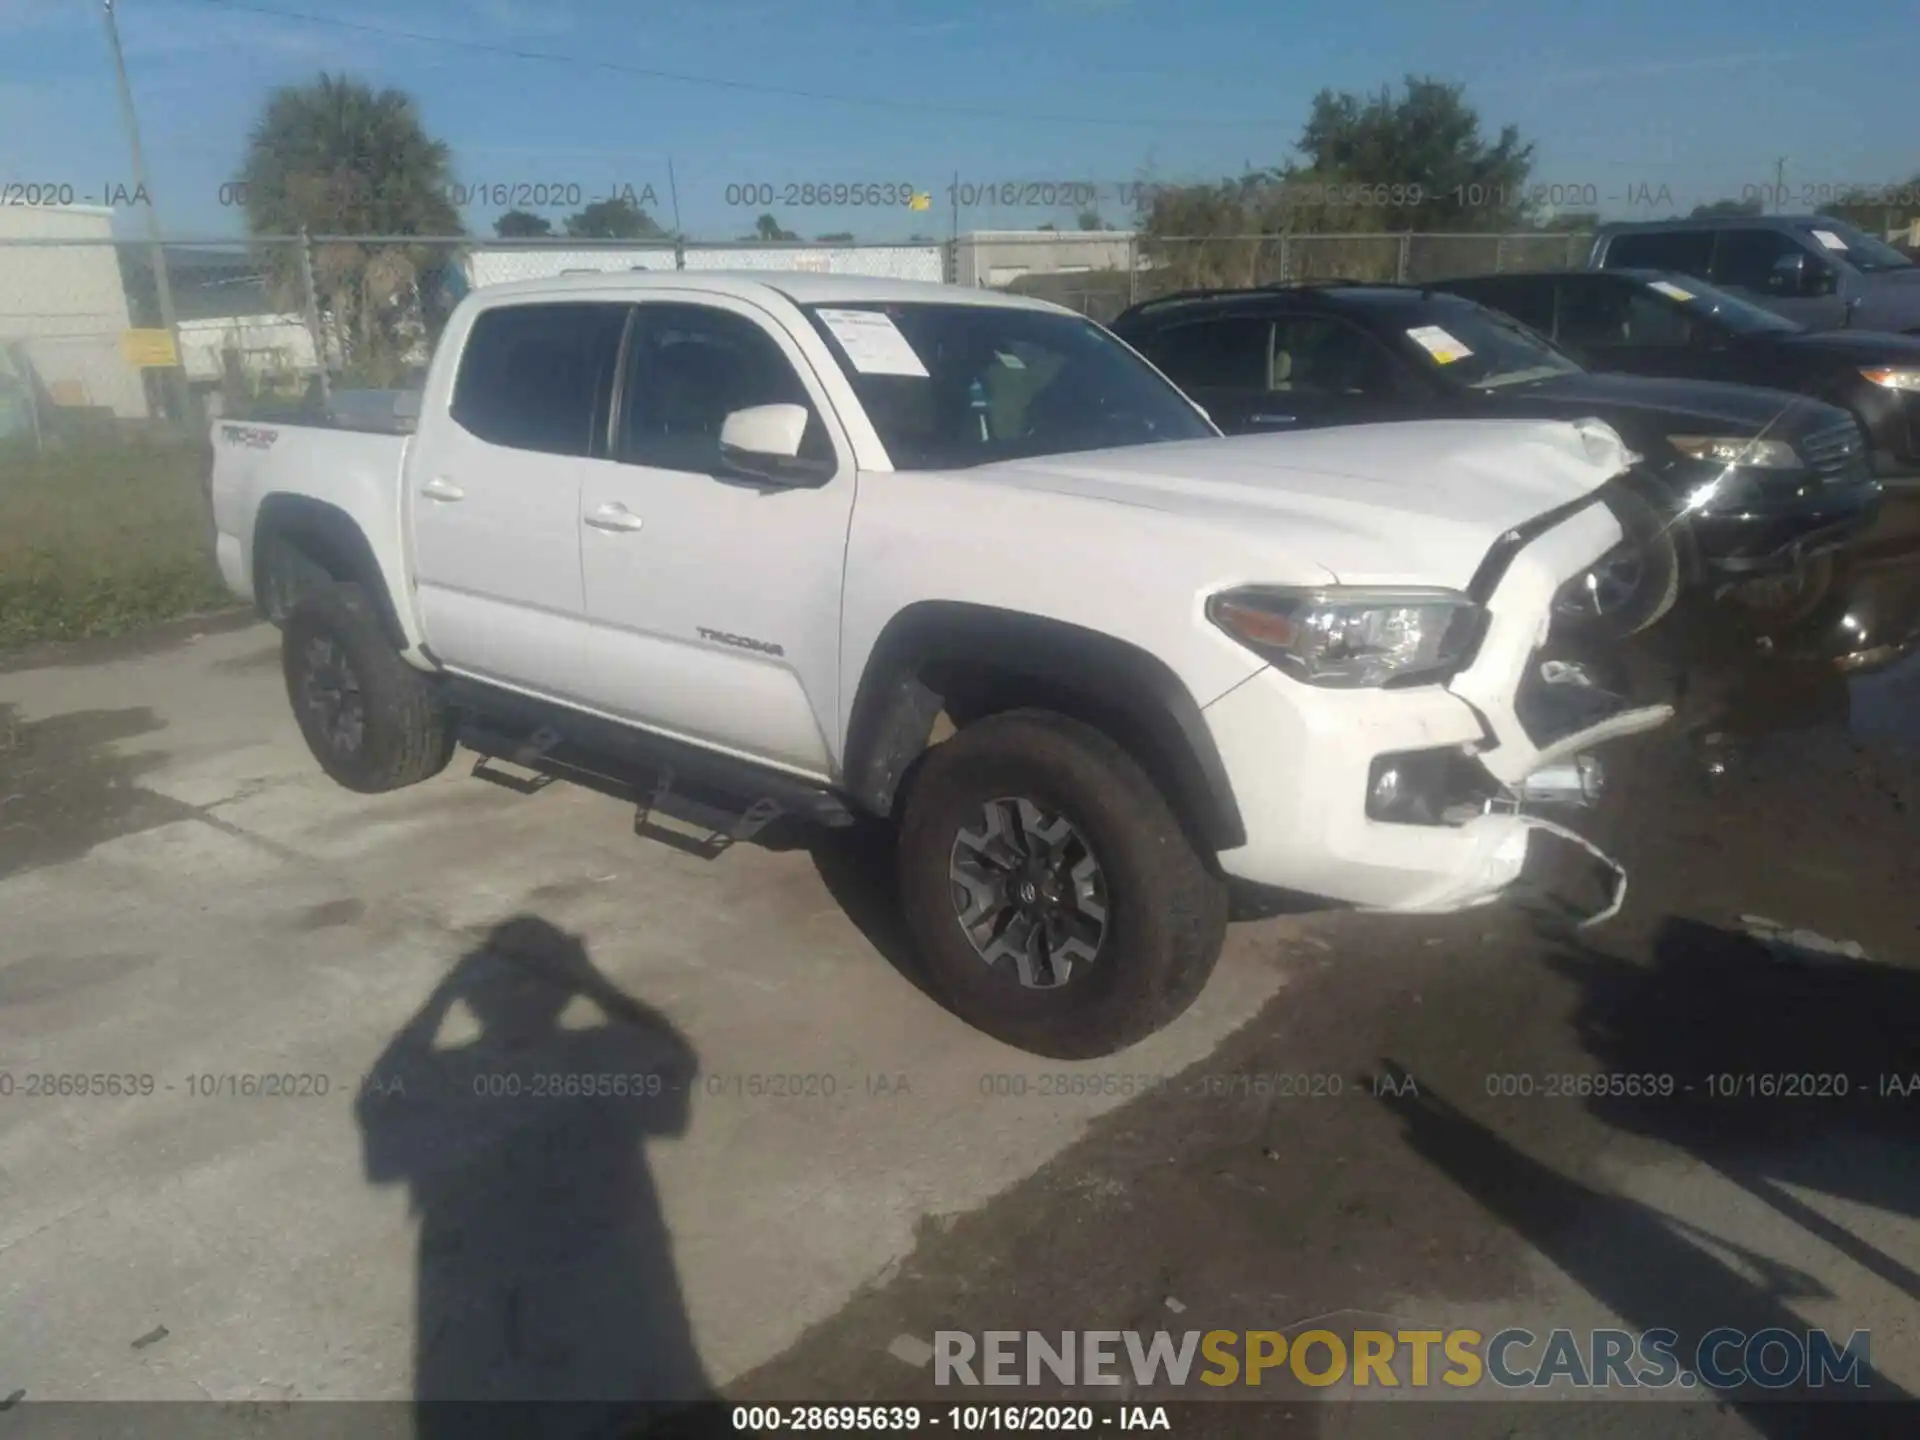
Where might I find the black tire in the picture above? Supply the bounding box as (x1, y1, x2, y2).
(1558, 482, 1682, 639)
(1725, 550, 1836, 629)
(282, 583, 454, 793)
(895, 709, 1228, 1059)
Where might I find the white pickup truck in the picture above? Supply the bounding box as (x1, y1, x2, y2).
(210, 272, 1672, 1057)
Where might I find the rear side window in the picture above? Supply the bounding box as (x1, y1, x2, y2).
(451, 303, 626, 456)
(1599, 230, 1715, 277)
(1133, 316, 1273, 390)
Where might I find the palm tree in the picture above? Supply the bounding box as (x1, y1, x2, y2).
(237, 75, 464, 385)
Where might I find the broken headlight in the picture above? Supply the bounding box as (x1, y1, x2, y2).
(1207, 586, 1485, 689)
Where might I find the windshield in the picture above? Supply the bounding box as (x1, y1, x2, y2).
(1644, 276, 1803, 334)
(801, 302, 1215, 470)
(1396, 302, 1584, 389)
(1803, 220, 1913, 274)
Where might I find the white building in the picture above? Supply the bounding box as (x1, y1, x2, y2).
(949, 230, 1142, 288)
(0, 203, 149, 419)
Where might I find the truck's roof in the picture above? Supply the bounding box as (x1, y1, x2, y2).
(470, 270, 1068, 314)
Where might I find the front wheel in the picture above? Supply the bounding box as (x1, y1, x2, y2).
(895, 709, 1228, 1059)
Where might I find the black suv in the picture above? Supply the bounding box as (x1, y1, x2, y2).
(1431, 268, 1920, 482)
(1109, 283, 1883, 630)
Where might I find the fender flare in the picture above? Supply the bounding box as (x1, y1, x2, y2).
(842, 601, 1247, 852)
(253, 494, 408, 648)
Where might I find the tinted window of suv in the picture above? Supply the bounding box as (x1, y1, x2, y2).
(1270, 315, 1404, 396)
(1558, 278, 1694, 347)
(1133, 316, 1272, 390)
(1713, 228, 1815, 288)
(620, 303, 832, 474)
(1600, 230, 1715, 277)
(451, 303, 626, 455)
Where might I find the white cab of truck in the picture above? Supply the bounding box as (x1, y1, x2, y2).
(210, 272, 1672, 1057)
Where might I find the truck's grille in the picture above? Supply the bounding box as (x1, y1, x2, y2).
(1799, 418, 1869, 480)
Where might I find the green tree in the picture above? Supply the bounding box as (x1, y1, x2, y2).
(1076, 209, 1107, 231)
(1289, 75, 1535, 229)
(752, 213, 799, 241)
(494, 208, 552, 237)
(1689, 196, 1764, 219)
(236, 73, 462, 384)
(815, 231, 855, 242)
(563, 195, 667, 239)
(1543, 209, 1602, 232)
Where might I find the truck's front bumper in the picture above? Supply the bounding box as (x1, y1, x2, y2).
(1203, 497, 1672, 921)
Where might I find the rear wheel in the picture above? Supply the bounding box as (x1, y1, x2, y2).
(895, 709, 1227, 1059)
(282, 583, 453, 793)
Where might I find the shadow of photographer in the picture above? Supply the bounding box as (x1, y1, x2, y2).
(357, 915, 710, 1437)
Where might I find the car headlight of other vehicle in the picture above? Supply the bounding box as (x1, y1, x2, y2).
(1667, 435, 1802, 469)
(1860, 367, 1920, 392)
(1206, 586, 1484, 688)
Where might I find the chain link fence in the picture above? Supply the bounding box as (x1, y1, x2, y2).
(0, 228, 1596, 447)
(0, 223, 1583, 645)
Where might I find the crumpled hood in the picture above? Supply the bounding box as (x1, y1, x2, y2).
(960, 418, 1633, 588)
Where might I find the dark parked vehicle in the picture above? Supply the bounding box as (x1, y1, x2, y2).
(1110, 282, 1883, 630)
(1433, 268, 1920, 667)
(1587, 216, 1920, 334)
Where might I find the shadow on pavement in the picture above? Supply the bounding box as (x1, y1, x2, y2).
(1373, 1066, 1916, 1430)
(1555, 918, 1920, 1299)
(356, 915, 712, 1439)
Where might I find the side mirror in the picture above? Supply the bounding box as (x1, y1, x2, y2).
(717, 402, 832, 485)
(1765, 252, 1807, 294)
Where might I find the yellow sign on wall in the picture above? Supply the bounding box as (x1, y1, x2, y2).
(120, 329, 179, 368)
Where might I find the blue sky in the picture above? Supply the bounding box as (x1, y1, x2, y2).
(2, 0, 1916, 242)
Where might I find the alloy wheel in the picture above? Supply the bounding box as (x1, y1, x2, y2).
(948, 796, 1109, 989)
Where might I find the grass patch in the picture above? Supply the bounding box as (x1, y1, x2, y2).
(0, 437, 238, 650)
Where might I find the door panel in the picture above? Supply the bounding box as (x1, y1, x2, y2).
(410, 302, 626, 701)
(578, 298, 854, 776)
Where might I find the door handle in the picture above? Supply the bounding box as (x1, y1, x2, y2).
(584, 502, 645, 533)
(1250, 413, 1297, 425)
(421, 476, 465, 502)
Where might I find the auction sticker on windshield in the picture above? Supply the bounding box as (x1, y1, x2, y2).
(1407, 325, 1473, 364)
(815, 308, 930, 376)
(1648, 280, 1696, 301)
(1811, 229, 1849, 251)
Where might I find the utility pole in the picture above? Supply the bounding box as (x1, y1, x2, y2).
(1773, 157, 1788, 213)
(100, 0, 188, 425)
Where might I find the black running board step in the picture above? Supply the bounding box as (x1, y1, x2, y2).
(441, 676, 858, 828)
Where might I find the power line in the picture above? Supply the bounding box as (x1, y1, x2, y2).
(182, 0, 1285, 132)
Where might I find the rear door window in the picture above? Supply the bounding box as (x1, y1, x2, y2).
(450, 303, 626, 456)
(1132, 316, 1273, 391)
(1599, 230, 1715, 278)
